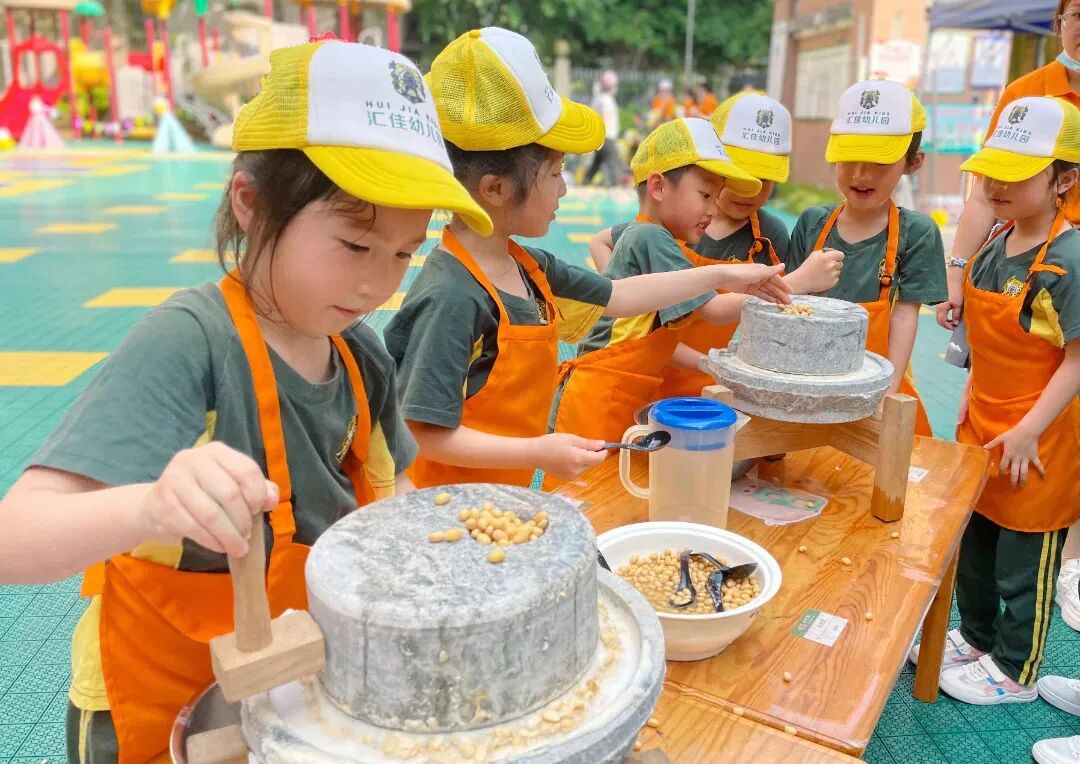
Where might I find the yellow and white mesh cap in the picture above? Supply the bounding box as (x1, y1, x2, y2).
(961, 96, 1080, 183)
(428, 27, 605, 154)
(630, 117, 762, 197)
(233, 40, 492, 235)
(826, 79, 927, 165)
(711, 92, 792, 183)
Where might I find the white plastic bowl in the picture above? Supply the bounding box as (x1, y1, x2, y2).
(597, 522, 782, 661)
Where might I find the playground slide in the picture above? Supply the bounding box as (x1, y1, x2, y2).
(0, 84, 36, 139)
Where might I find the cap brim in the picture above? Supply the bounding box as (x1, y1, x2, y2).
(726, 144, 789, 184)
(536, 97, 606, 154)
(694, 159, 763, 197)
(304, 146, 493, 236)
(826, 133, 911, 164)
(960, 147, 1054, 183)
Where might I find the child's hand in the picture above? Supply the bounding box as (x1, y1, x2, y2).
(956, 389, 970, 438)
(720, 263, 793, 304)
(139, 442, 278, 557)
(790, 248, 844, 294)
(984, 425, 1045, 489)
(535, 434, 607, 481)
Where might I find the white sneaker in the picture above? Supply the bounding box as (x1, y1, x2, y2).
(908, 628, 985, 669)
(1058, 559, 1080, 632)
(1039, 675, 1080, 717)
(940, 654, 1037, 705)
(1033, 734, 1080, 764)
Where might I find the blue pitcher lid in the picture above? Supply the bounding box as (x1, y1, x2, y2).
(651, 397, 737, 431)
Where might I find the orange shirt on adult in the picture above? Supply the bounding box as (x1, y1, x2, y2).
(986, 61, 1080, 222)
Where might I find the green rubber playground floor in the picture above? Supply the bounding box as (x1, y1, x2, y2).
(0, 144, 1070, 763)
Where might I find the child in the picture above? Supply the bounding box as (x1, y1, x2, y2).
(588, 92, 844, 398)
(0, 41, 490, 762)
(787, 79, 947, 436)
(551, 116, 793, 447)
(912, 96, 1080, 707)
(384, 28, 789, 489)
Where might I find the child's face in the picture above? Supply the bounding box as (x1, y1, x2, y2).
(267, 198, 431, 336)
(716, 179, 774, 222)
(980, 167, 1076, 221)
(835, 159, 907, 213)
(657, 166, 724, 243)
(514, 151, 567, 239)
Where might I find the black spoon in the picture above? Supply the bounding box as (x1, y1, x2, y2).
(604, 430, 671, 453)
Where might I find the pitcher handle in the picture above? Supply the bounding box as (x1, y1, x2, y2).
(619, 424, 652, 499)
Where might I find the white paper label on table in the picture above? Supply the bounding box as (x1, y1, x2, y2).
(792, 609, 848, 647)
(908, 466, 929, 483)
(729, 477, 827, 526)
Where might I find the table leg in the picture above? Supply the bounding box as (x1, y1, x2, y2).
(914, 550, 959, 702)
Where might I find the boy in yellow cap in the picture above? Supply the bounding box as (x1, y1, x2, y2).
(901, 95, 1080, 709)
(550, 116, 792, 448)
(588, 92, 844, 398)
(787, 79, 947, 436)
(385, 29, 789, 489)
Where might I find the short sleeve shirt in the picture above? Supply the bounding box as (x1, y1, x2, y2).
(612, 208, 789, 265)
(787, 204, 948, 305)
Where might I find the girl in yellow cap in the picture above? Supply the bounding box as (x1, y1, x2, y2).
(385, 28, 789, 489)
(588, 92, 845, 398)
(787, 79, 947, 436)
(0, 40, 489, 762)
(907, 95, 1080, 707)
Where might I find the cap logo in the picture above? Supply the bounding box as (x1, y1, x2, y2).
(860, 89, 880, 110)
(756, 109, 774, 129)
(1007, 105, 1029, 125)
(389, 61, 426, 105)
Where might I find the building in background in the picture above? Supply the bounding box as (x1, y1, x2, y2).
(767, 0, 1059, 212)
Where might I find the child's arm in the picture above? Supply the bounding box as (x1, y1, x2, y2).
(957, 372, 973, 437)
(0, 443, 276, 584)
(886, 301, 920, 395)
(409, 423, 606, 481)
(589, 228, 615, 272)
(985, 339, 1080, 487)
(396, 471, 415, 494)
(671, 342, 706, 371)
(605, 262, 790, 318)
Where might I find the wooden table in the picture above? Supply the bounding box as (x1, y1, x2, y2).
(558, 437, 989, 756)
(632, 685, 864, 763)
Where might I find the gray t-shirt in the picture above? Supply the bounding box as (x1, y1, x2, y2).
(30, 281, 416, 572)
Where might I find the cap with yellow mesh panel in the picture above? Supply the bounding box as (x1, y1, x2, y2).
(961, 96, 1080, 183)
(630, 117, 762, 197)
(825, 79, 927, 165)
(232, 39, 492, 235)
(711, 92, 792, 184)
(427, 27, 605, 154)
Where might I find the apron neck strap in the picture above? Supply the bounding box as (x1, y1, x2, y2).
(813, 202, 899, 299)
(749, 211, 780, 266)
(1030, 208, 1070, 277)
(329, 334, 377, 508)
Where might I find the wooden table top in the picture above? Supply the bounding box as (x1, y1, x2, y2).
(558, 437, 989, 755)
(636, 684, 863, 763)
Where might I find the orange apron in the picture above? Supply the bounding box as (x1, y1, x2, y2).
(959, 211, 1080, 532)
(813, 202, 933, 436)
(408, 228, 561, 489)
(656, 212, 781, 399)
(91, 274, 378, 763)
(553, 215, 692, 446)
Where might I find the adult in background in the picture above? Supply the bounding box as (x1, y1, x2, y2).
(585, 71, 622, 187)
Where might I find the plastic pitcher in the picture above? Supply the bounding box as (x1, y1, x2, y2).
(619, 397, 743, 529)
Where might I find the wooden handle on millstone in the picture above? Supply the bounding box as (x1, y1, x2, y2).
(227, 525, 273, 652)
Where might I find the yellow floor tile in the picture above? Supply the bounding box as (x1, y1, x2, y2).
(410, 255, 427, 266)
(0, 179, 74, 197)
(170, 249, 218, 263)
(380, 292, 406, 310)
(919, 306, 934, 316)
(556, 215, 602, 226)
(586, 256, 597, 272)
(89, 164, 151, 178)
(36, 222, 116, 234)
(568, 232, 593, 244)
(105, 205, 167, 216)
(559, 201, 587, 211)
(83, 287, 181, 307)
(426, 230, 441, 240)
(0, 247, 39, 263)
(157, 192, 208, 202)
(194, 182, 226, 191)
(0, 351, 108, 386)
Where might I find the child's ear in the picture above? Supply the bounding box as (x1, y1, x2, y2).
(646, 172, 666, 202)
(905, 150, 926, 174)
(476, 173, 511, 209)
(1057, 167, 1080, 197)
(230, 171, 258, 234)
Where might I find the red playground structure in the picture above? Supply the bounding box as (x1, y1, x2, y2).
(0, 0, 78, 139)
